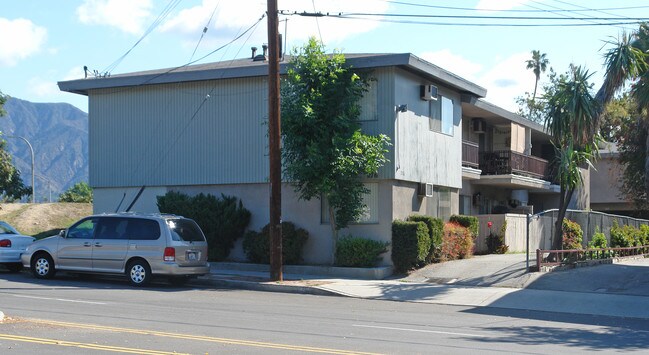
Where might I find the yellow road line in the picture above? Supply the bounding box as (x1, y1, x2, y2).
(0, 333, 187, 355)
(22, 318, 382, 355)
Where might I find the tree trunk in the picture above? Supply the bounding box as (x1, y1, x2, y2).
(532, 77, 539, 102)
(328, 205, 338, 265)
(550, 186, 575, 261)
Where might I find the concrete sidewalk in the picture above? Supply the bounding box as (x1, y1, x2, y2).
(193, 256, 649, 320)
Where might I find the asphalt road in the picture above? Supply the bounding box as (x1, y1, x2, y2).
(1, 270, 649, 354)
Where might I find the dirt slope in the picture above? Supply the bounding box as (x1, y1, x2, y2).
(0, 203, 92, 237)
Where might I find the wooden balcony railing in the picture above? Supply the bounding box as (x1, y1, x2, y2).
(479, 150, 549, 179)
(462, 140, 479, 168)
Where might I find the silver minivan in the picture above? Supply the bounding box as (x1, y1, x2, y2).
(21, 213, 210, 286)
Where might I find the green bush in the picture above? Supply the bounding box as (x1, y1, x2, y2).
(335, 236, 389, 267)
(59, 182, 93, 203)
(638, 225, 649, 246)
(588, 231, 608, 249)
(242, 221, 309, 265)
(487, 221, 508, 254)
(562, 218, 583, 250)
(391, 220, 431, 273)
(407, 215, 443, 262)
(441, 222, 474, 261)
(610, 221, 636, 248)
(449, 215, 479, 239)
(157, 191, 251, 261)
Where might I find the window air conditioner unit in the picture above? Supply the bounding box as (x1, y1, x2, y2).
(420, 84, 438, 101)
(472, 118, 486, 134)
(418, 183, 433, 197)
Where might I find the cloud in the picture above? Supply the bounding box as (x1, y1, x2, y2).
(77, 0, 153, 35)
(28, 77, 59, 97)
(419, 49, 483, 81)
(418, 49, 535, 112)
(0, 18, 47, 66)
(160, 0, 389, 52)
(478, 52, 536, 111)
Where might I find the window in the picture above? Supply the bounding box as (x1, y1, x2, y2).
(67, 218, 98, 239)
(429, 96, 454, 135)
(321, 183, 379, 224)
(95, 217, 128, 240)
(434, 186, 452, 221)
(358, 79, 378, 121)
(167, 219, 205, 242)
(459, 195, 471, 215)
(126, 219, 161, 240)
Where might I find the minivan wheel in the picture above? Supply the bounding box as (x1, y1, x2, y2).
(127, 260, 151, 286)
(31, 253, 56, 279)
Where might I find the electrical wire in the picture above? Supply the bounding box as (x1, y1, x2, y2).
(381, 1, 649, 14)
(189, 0, 222, 62)
(102, 0, 183, 75)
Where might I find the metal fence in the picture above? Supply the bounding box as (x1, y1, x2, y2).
(529, 209, 649, 251)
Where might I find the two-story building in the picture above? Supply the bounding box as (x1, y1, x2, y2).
(58, 52, 576, 264)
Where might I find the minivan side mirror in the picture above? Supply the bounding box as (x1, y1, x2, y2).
(59, 229, 66, 238)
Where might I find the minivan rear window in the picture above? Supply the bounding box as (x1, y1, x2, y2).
(167, 219, 205, 242)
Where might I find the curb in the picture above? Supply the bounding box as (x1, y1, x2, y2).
(0, 311, 4, 322)
(190, 278, 344, 297)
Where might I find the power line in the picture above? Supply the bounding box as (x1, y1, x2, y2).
(382, 1, 649, 13)
(103, 0, 183, 75)
(189, 0, 222, 62)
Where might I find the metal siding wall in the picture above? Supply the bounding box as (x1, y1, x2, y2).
(89, 78, 268, 187)
(359, 68, 395, 180)
(392, 68, 462, 188)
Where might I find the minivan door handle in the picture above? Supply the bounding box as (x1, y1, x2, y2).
(83, 242, 92, 247)
(94, 242, 103, 247)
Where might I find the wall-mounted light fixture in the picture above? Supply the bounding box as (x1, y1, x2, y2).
(397, 104, 408, 113)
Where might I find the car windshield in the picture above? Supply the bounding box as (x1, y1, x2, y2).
(167, 219, 205, 242)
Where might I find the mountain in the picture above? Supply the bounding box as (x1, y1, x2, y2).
(0, 97, 88, 202)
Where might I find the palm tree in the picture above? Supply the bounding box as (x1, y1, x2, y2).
(595, 24, 649, 192)
(526, 50, 550, 102)
(545, 65, 599, 251)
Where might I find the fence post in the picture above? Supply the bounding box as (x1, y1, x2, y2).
(526, 213, 530, 272)
(536, 249, 541, 271)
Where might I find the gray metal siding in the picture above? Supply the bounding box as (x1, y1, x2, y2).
(89, 78, 268, 187)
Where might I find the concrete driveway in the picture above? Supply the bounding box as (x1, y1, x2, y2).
(404, 254, 649, 296)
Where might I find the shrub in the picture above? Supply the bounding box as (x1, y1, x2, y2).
(335, 236, 389, 267)
(59, 182, 93, 203)
(242, 221, 309, 265)
(407, 215, 443, 262)
(638, 225, 649, 246)
(610, 221, 636, 248)
(449, 215, 479, 239)
(441, 222, 474, 261)
(562, 218, 583, 250)
(391, 220, 431, 273)
(157, 191, 251, 261)
(588, 231, 608, 249)
(487, 221, 509, 254)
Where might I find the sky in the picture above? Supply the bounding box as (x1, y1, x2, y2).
(1, 0, 648, 114)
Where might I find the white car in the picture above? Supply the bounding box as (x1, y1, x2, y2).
(0, 221, 35, 272)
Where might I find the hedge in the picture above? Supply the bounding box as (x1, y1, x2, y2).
(449, 215, 479, 238)
(391, 220, 430, 273)
(157, 191, 250, 261)
(242, 221, 309, 265)
(407, 214, 443, 262)
(335, 236, 389, 267)
(441, 222, 473, 261)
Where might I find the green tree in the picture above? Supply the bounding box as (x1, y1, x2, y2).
(0, 93, 31, 202)
(544, 65, 600, 251)
(595, 24, 649, 200)
(526, 50, 550, 103)
(281, 38, 390, 263)
(59, 182, 93, 203)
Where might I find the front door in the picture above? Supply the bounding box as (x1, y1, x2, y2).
(56, 217, 97, 271)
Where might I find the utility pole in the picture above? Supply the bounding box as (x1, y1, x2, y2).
(267, 0, 283, 281)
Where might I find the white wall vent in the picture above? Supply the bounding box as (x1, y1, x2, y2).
(420, 84, 438, 101)
(418, 183, 433, 197)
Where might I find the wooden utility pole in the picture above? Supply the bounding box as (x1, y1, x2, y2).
(267, 0, 283, 281)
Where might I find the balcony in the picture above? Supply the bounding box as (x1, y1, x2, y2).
(462, 140, 479, 168)
(479, 150, 549, 180)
